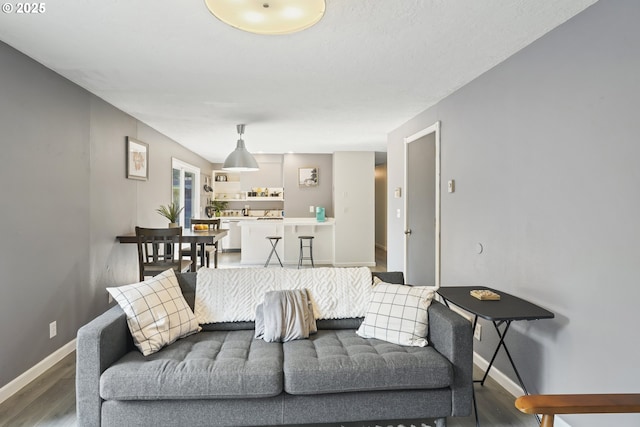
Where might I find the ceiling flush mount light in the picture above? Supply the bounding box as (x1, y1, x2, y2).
(223, 124, 259, 171)
(204, 0, 326, 35)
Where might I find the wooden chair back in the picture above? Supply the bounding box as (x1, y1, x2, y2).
(135, 226, 191, 281)
(188, 218, 222, 268)
(191, 218, 221, 230)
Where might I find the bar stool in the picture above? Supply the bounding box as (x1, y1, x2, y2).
(264, 236, 283, 267)
(298, 236, 315, 268)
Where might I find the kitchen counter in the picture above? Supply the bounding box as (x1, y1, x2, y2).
(283, 218, 335, 225)
(238, 217, 335, 265)
(217, 216, 282, 250)
(216, 216, 334, 223)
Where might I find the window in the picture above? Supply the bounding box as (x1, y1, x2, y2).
(171, 158, 200, 229)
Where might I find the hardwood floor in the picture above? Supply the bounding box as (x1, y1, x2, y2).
(0, 352, 76, 427)
(0, 249, 537, 427)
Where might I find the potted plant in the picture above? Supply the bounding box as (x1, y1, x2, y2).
(156, 202, 184, 228)
(211, 200, 228, 217)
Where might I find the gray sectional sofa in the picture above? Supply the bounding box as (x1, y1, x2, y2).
(76, 271, 473, 427)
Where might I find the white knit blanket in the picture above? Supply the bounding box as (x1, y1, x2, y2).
(194, 267, 373, 324)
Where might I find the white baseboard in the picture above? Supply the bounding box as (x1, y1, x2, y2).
(474, 352, 571, 427)
(0, 339, 76, 405)
(473, 352, 524, 397)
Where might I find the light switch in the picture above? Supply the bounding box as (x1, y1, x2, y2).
(448, 180, 455, 193)
(394, 187, 402, 198)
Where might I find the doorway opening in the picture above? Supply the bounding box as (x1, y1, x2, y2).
(375, 152, 388, 271)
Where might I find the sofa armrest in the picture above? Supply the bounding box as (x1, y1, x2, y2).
(76, 305, 131, 427)
(428, 301, 473, 416)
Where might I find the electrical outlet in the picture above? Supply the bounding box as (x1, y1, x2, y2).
(49, 321, 57, 339)
(309, 205, 315, 213)
(474, 323, 482, 341)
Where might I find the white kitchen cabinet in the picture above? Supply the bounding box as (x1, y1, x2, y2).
(240, 161, 283, 190)
(220, 219, 242, 250)
(238, 221, 284, 264)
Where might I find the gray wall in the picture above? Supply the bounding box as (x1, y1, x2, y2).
(283, 153, 333, 218)
(0, 41, 91, 389)
(0, 41, 212, 389)
(239, 154, 284, 190)
(388, 1, 640, 426)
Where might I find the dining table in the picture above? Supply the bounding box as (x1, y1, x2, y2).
(116, 228, 228, 272)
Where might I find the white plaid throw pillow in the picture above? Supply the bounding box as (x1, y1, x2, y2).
(107, 269, 200, 356)
(357, 282, 434, 347)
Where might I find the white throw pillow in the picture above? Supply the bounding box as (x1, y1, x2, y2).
(357, 282, 435, 347)
(107, 269, 200, 356)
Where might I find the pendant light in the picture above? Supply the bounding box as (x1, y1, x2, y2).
(222, 124, 259, 171)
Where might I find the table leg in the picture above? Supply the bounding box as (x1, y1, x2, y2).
(214, 242, 218, 268)
(199, 243, 206, 270)
(480, 321, 512, 386)
(482, 320, 541, 424)
(189, 242, 198, 272)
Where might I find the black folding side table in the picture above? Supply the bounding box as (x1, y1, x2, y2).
(437, 286, 554, 427)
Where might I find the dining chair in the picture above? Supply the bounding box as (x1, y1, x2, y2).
(184, 219, 221, 268)
(135, 226, 192, 281)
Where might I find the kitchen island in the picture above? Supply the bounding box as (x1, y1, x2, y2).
(238, 218, 335, 266)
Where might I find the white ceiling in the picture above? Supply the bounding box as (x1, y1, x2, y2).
(0, 0, 597, 163)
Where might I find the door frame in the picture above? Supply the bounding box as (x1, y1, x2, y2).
(403, 120, 441, 287)
(171, 158, 201, 228)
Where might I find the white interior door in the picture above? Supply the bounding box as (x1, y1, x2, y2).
(404, 121, 440, 287)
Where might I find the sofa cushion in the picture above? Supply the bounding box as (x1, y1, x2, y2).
(100, 330, 283, 400)
(357, 282, 435, 347)
(282, 330, 453, 395)
(106, 268, 201, 356)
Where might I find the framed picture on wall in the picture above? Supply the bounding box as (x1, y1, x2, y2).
(126, 137, 149, 180)
(299, 167, 319, 186)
